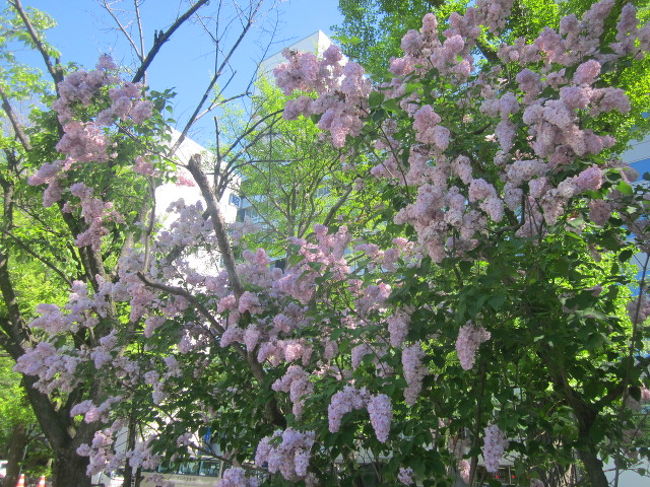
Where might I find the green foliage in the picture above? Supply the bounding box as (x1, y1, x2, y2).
(334, 0, 650, 149)
(235, 78, 381, 256)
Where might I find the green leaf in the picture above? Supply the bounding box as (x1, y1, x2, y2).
(368, 91, 384, 108)
(488, 292, 506, 311)
(616, 181, 633, 196)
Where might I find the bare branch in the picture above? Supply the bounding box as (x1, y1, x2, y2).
(136, 272, 224, 334)
(9, 0, 62, 85)
(0, 87, 31, 151)
(101, 0, 143, 60)
(186, 154, 243, 297)
(170, 2, 260, 154)
(221, 110, 283, 163)
(131, 0, 210, 83)
(133, 0, 146, 61)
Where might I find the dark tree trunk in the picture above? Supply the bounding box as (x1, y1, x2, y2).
(122, 412, 137, 487)
(5, 422, 27, 487)
(51, 446, 91, 487)
(134, 467, 143, 487)
(577, 447, 609, 487)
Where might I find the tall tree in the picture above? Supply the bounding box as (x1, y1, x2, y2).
(5, 2, 650, 487)
(0, 1, 212, 484)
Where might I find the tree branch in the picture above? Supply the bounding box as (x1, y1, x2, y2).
(131, 0, 210, 83)
(9, 0, 62, 85)
(0, 87, 31, 151)
(186, 154, 244, 297)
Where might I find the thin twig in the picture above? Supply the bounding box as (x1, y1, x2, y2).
(131, 0, 210, 83)
(101, 1, 142, 60)
(0, 87, 31, 151)
(0, 228, 73, 285)
(9, 0, 62, 86)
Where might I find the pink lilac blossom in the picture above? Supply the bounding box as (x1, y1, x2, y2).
(216, 467, 260, 487)
(585, 205, 618, 242)
(243, 325, 261, 352)
(455, 323, 491, 370)
(458, 459, 471, 484)
(589, 87, 631, 116)
(573, 60, 601, 85)
(71, 396, 121, 424)
(328, 385, 368, 432)
(495, 119, 516, 152)
(274, 45, 370, 148)
(76, 420, 126, 476)
(126, 439, 159, 470)
(28, 160, 62, 186)
(272, 365, 313, 419)
(56, 121, 111, 164)
(163, 356, 182, 378)
(255, 429, 315, 481)
(134, 156, 155, 176)
(29, 303, 66, 334)
(413, 105, 442, 144)
(220, 325, 244, 348)
(398, 467, 415, 485)
(367, 393, 392, 443)
(402, 342, 427, 405)
(78, 429, 116, 476)
(482, 424, 508, 473)
(476, 0, 514, 34)
(387, 308, 411, 347)
(323, 340, 338, 361)
(14, 342, 81, 394)
(69, 183, 123, 252)
(238, 291, 262, 315)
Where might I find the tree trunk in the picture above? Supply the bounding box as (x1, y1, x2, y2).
(577, 447, 609, 487)
(122, 411, 137, 487)
(5, 423, 28, 487)
(51, 446, 91, 487)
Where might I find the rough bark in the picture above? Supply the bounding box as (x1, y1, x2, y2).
(577, 446, 609, 487)
(51, 445, 91, 487)
(5, 423, 27, 487)
(122, 412, 138, 487)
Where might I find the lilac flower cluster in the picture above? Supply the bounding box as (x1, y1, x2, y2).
(272, 365, 313, 418)
(328, 385, 369, 432)
(29, 54, 154, 211)
(482, 424, 508, 473)
(387, 308, 412, 347)
(398, 467, 415, 485)
(76, 420, 126, 476)
(455, 323, 491, 370)
(14, 342, 81, 394)
(255, 428, 315, 481)
(69, 182, 124, 252)
(341, 0, 648, 261)
(70, 396, 121, 424)
(216, 467, 260, 487)
(274, 45, 371, 147)
(402, 342, 427, 405)
(366, 393, 392, 443)
(458, 459, 471, 484)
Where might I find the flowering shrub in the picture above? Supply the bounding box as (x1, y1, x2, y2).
(16, 1, 650, 486)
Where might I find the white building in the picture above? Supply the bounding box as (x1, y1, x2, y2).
(258, 30, 333, 78)
(155, 127, 239, 228)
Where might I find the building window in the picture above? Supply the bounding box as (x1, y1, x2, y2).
(229, 193, 241, 207)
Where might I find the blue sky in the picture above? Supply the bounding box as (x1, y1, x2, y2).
(18, 0, 343, 145)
